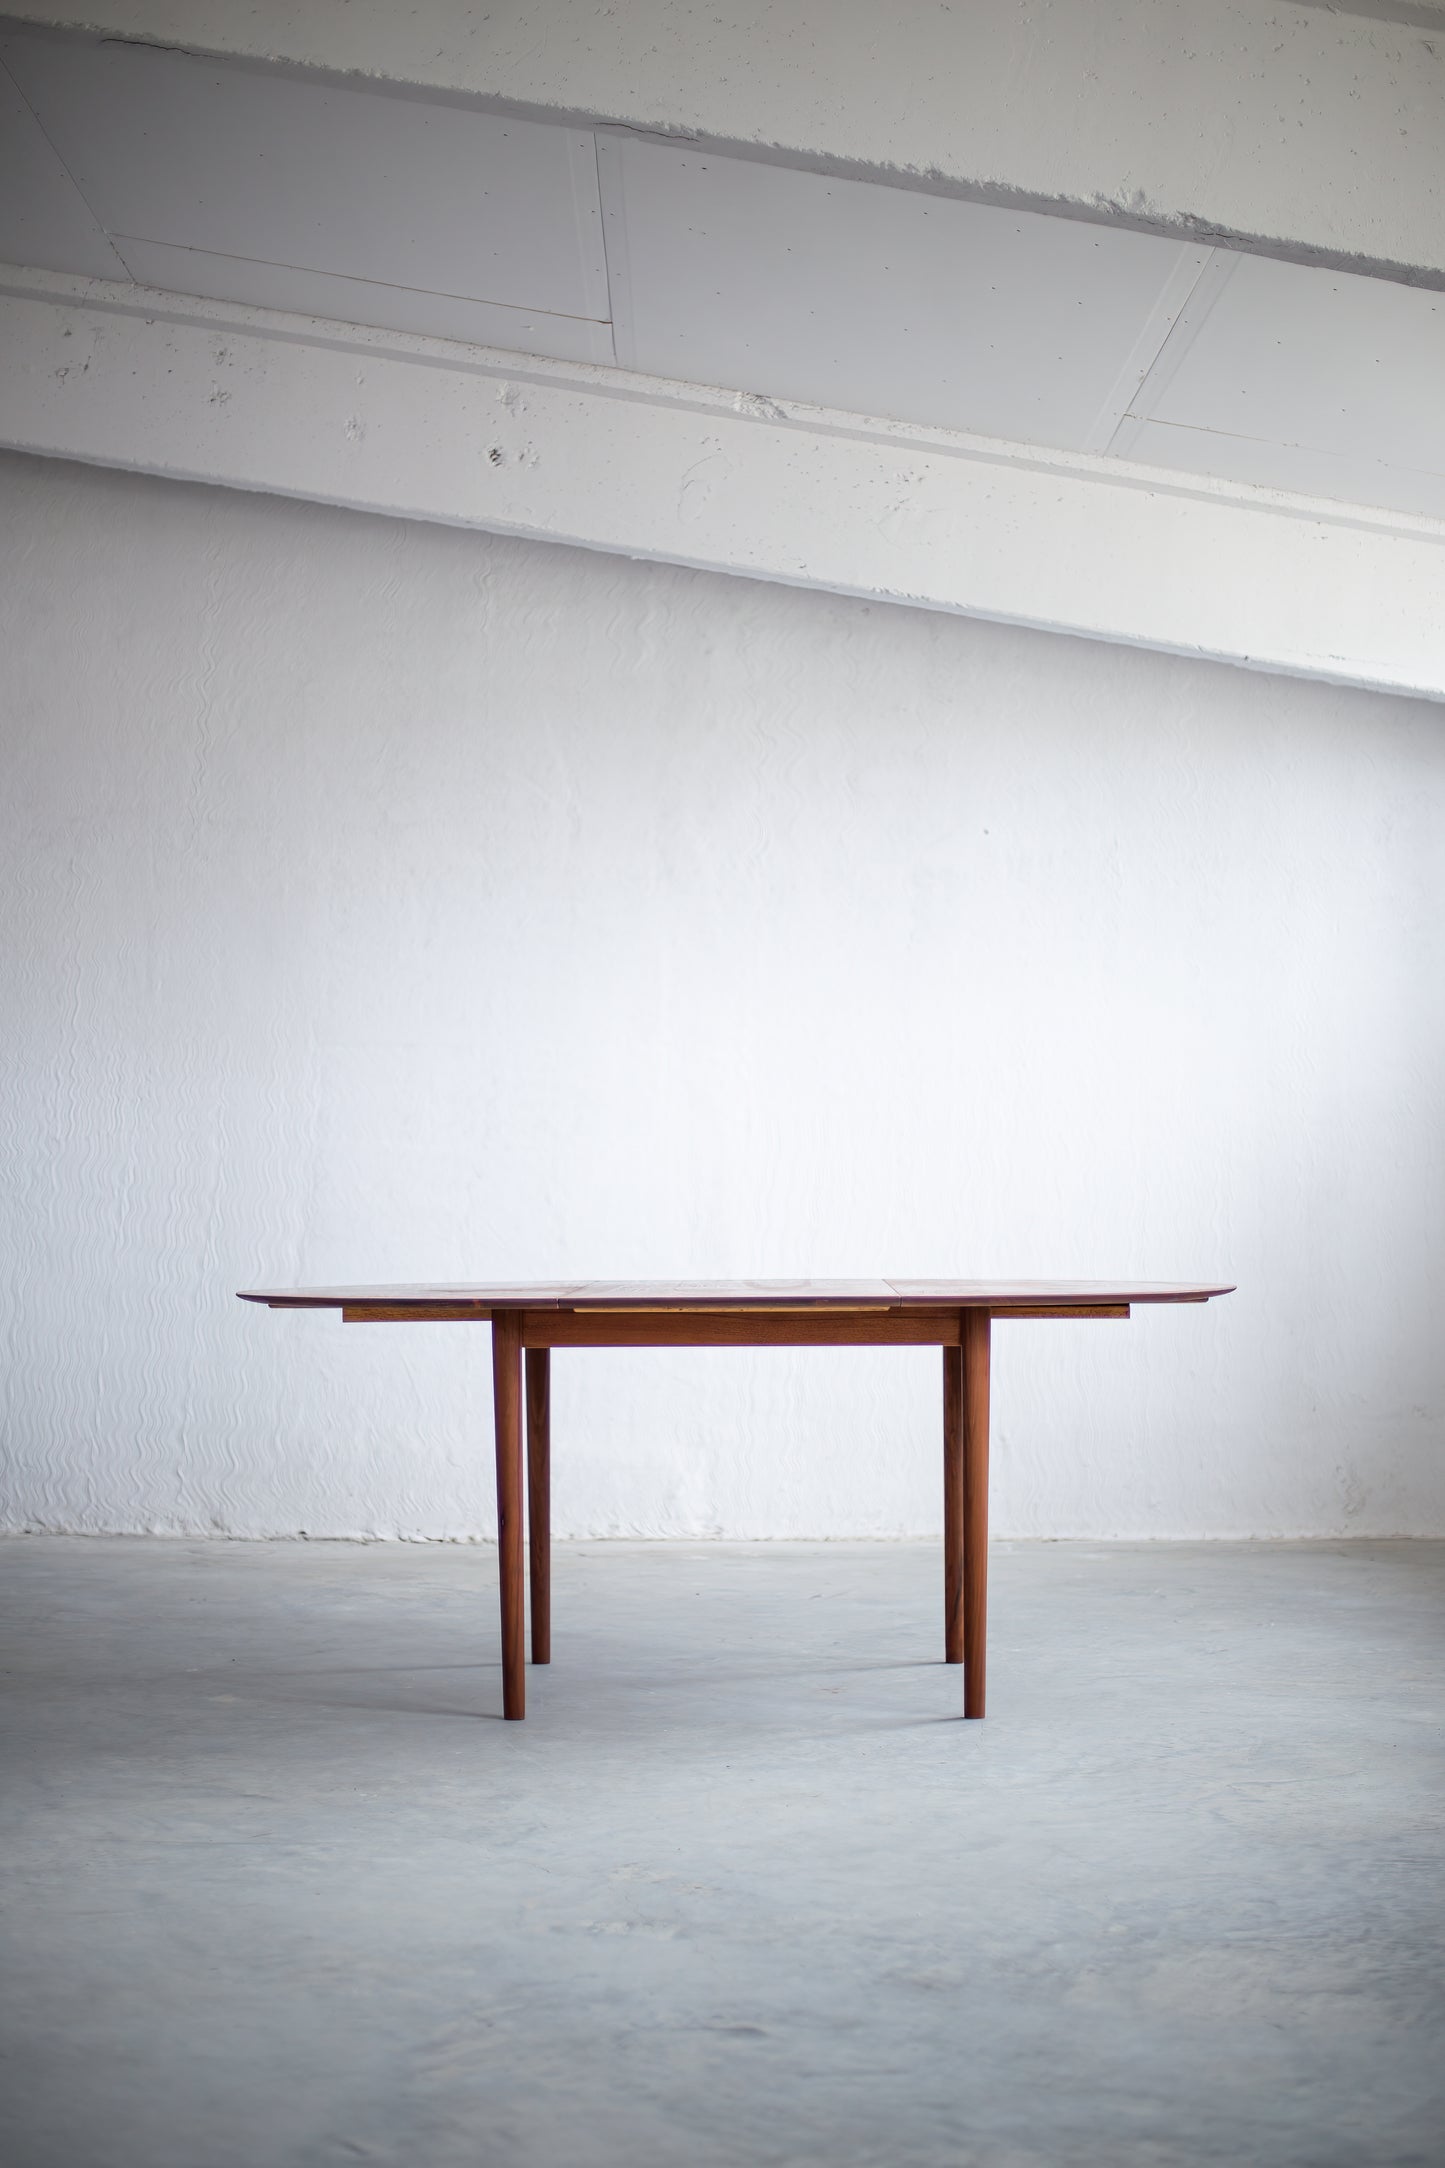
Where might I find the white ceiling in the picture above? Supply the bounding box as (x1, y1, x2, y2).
(1114, 251, 1445, 523)
(3, 21, 1444, 523)
(598, 134, 1212, 454)
(0, 28, 615, 362)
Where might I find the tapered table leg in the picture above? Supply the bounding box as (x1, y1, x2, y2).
(526, 1347, 551, 1665)
(943, 1343, 964, 1664)
(962, 1309, 991, 1719)
(491, 1312, 525, 1720)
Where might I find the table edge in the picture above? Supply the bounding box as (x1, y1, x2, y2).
(237, 1283, 1236, 1312)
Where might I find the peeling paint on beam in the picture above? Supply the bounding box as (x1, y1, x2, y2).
(1, 265, 1442, 701)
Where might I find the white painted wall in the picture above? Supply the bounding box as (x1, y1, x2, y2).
(3, 450, 1443, 1540)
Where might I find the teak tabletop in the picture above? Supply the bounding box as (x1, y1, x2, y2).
(238, 1278, 1233, 1721)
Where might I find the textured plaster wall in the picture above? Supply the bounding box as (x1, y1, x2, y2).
(3, 450, 1443, 1539)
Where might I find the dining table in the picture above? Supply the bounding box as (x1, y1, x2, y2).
(238, 1277, 1233, 1721)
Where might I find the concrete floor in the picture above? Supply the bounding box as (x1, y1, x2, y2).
(1, 1539, 1442, 2168)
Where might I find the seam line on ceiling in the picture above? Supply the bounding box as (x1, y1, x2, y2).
(1106, 255, 1242, 459)
(589, 129, 620, 369)
(593, 133, 638, 374)
(102, 235, 612, 328)
(564, 127, 612, 326)
(1080, 247, 1217, 457)
(0, 46, 131, 281)
(1117, 412, 1445, 490)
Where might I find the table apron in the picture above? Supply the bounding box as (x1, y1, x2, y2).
(523, 1311, 961, 1348)
(338, 1305, 1130, 1338)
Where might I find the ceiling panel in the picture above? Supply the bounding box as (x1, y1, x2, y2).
(0, 56, 127, 278)
(0, 29, 611, 322)
(1117, 252, 1445, 519)
(600, 134, 1209, 449)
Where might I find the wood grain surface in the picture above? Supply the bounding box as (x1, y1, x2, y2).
(490, 1312, 526, 1721)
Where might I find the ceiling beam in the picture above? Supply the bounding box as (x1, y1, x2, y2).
(2, 264, 1441, 701)
(5, 1, 1444, 288)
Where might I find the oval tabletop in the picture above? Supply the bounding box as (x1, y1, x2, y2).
(238, 1279, 1234, 1310)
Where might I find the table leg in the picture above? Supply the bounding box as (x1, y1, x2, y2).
(491, 1312, 526, 1720)
(526, 1347, 551, 1665)
(943, 1344, 964, 1664)
(962, 1309, 991, 1719)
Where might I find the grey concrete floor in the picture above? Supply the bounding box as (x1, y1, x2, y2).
(1, 1538, 1442, 2168)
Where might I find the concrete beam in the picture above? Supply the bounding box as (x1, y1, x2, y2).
(2, 264, 1442, 700)
(6, 1, 1445, 286)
